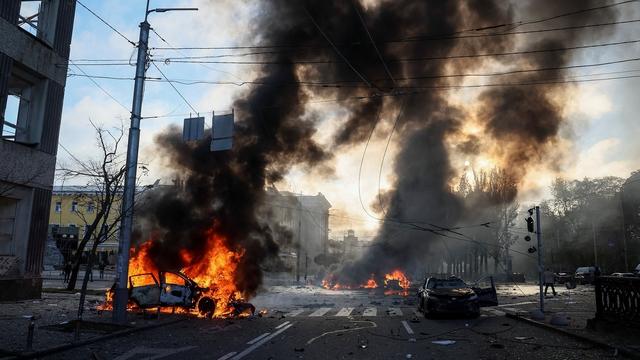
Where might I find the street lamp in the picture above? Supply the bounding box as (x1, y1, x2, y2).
(113, 0, 197, 325)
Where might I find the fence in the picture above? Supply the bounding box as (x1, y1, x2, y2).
(594, 276, 640, 326)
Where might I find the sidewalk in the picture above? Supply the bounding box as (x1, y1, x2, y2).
(42, 270, 115, 292)
(493, 283, 640, 355)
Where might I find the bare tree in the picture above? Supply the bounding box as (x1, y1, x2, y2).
(56, 120, 148, 292)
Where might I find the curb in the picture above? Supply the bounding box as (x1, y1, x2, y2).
(4, 318, 186, 360)
(506, 313, 640, 359)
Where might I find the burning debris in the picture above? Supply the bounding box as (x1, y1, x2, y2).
(321, 270, 410, 293)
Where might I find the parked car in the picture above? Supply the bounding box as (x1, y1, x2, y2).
(417, 276, 497, 318)
(575, 266, 597, 285)
(126, 270, 217, 317)
(554, 272, 572, 284)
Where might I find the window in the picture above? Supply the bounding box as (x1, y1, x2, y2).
(0, 197, 18, 255)
(71, 201, 78, 212)
(87, 202, 95, 213)
(1, 65, 47, 145)
(54, 201, 61, 213)
(18, 1, 59, 45)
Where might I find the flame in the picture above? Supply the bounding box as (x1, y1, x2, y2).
(99, 228, 249, 318)
(383, 270, 410, 289)
(362, 274, 378, 289)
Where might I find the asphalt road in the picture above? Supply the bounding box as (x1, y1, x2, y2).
(45, 286, 617, 360)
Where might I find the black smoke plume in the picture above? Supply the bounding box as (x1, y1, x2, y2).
(140, 0, 622, 292)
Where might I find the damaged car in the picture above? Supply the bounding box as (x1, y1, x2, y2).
(417, 276, 497, 318)
(127, 271, 217, 317)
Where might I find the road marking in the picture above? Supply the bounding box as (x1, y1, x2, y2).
(335, 307, 354, 316)
(275, 321, 290, 330)
(502, 307, 518, 313)
(496, 301, 537, 307)
(309, 307, 332, 317)
(285, 309, 304, 317)
(217, 352, 237, 360)
(114, 346, 197, 360)
(401, 320, 414, 335)
(231, 323, 293, 360)
(306, 320, 378, 345)
(246, 332, 271, 345)
(362, 307, 377, 316)
(388, 307, 403, 316)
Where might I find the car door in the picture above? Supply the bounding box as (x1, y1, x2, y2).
(129, 273, 161, 308)
(471, 276, 498, 307)
(159, 271, 193, 307)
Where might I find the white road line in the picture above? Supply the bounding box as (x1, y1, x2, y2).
(362, 307, 377, 316)
(502, 307, 518, 313)
(217, 352, 237, 360)
(275, 321, 290, 330)
(496, 301, 537, 307)
(484, 309, 506, 316)
(388, 307, 403, 316)
(231, 323, 293, 360)
(246, 332, 271, 345)
(309, 307, 332, 317)
(401, 320, 414, 335)
(335, 307, 354, 316)
(285, 309, 304, 317)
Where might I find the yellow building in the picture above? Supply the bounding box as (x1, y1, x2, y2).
(49, 186, 121, 256)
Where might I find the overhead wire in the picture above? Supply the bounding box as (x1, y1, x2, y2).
(69, 61, 131, 113)
(76, 0, 136, 46)
(150, 62, 198, 114)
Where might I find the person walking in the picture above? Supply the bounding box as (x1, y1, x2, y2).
(63, 261, 72, 283)
(544, 268, 557, 296)
(99, 261, 105, 280)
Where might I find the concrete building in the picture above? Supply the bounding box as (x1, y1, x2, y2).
(0, 0, 76, 300)
(262, 188, 331, 280)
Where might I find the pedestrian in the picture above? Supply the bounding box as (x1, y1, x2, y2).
(99, 261, 105, 280)
(63, 261, 71, 282)
(544, 268, 557, 296)
(88, 261, 94, 282)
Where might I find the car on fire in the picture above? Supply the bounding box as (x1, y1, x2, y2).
(126, 270, 217, 317)
(417, 276, 497, 318)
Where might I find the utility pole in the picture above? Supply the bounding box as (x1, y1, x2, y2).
(113, 0, 197, 324)
(296, 200, 302, 283)
(535, 206, 544, 313)
(592, 223, 598, 267)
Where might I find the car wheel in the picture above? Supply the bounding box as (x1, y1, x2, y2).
(197, 296, 216, 317)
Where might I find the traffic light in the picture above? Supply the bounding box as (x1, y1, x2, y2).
(526, 217, 534, 233)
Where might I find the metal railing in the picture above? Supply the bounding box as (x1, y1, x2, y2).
(595, 276, 640, 326)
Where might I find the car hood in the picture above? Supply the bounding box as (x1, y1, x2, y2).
(428, 288, 475, 297)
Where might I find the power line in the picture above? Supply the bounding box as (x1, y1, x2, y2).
(377, 97, 407, 216)
(148, 18, 640, 51)
(150, 62, 198, 114)
(76, 0, 136, 46)
(303, 5, 377, 90)
(69, 61, 130, 112)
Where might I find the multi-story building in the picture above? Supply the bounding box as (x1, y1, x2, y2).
(0, 0, 76, 300)
(262, 187, 331, 280)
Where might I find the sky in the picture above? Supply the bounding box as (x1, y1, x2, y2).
(49, 0, 640, 239)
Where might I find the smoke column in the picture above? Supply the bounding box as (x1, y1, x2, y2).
(141, 0, 622, 291)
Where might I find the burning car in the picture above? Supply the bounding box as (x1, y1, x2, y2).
(126, 270, 217, 317)
(417, 276, 497, 318)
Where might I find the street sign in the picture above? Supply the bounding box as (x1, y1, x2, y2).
(183, 117, 205, 141)
(211, 112, 234, 151)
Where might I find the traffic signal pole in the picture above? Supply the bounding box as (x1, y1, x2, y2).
(535, 205, 544, 313)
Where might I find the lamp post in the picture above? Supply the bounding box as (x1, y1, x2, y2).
(113, 0, 197, 325)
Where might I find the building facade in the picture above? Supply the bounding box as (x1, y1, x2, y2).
(0, 0, 76, 300)
(262, 188, 331, 281)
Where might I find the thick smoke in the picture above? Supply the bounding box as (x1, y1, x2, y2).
(140, 0, 622, 291)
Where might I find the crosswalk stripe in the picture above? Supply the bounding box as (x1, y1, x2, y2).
(388, 307, 403, 316)
(335, 307, 354, 316)
(309, 307, 332, 317)
(362, 307, 377, 316)
(285, 309, 304, 317)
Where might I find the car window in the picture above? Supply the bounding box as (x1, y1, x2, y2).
(433, 280, 466, 289)
(130, 273, 157, 287)
(426, 279, 434, 289)
(164, 272, 187, 286)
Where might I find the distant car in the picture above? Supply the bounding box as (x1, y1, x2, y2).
(554, 272, 572, 284)
(417, 276, 497, 318)
(575, 266, 597, 285)
(610, 272, 636, 278)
